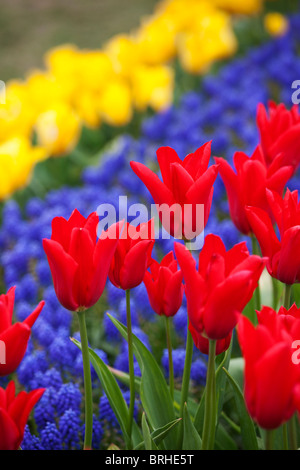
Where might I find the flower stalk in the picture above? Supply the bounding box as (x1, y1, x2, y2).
(126, 289, 135, 447)
(165, 316, 174, 401)
(202, 339, 217, 450)
(77, 309, 93, 450)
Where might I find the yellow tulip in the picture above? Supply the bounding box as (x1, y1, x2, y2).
(264, 12, 289, 37)
(0, 137, 48, 200)
(177, 9, 237, 73)
(104, 34, 141, 78)
(98, 79, 132, 127)
(131, 64, 174, 112)
(0, 80, 35, 142)
(34, 102, 81, 156)
(210, 0, 263, 14)
(135, 14, 178, 65)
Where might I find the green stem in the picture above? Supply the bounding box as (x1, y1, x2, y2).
(77, 310, 93, 450)
(251, 235, 261, 314)
(283, 284, 298, 450)
(288, 415, 298, 451)
(282, 423, 289, 450)
(271, 277, 279, 310)
(180, 324, 194, 418)
(126, 289, 135, 447)
(202, 339, 217, 450)
(165, 316, 174, 401)
(265, 429, 275, 450)
(283, 283, 292, 310)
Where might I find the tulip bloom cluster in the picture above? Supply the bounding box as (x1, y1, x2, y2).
(131, 142, 218, 239)
(0, 288, 45, 449)
(238, 305, 300, 430)
(19, 95, 299, 451)
(246, 189, 300, 285)
(175, 235, 265, 354)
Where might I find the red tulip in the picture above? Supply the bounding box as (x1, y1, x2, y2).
(174, 234, 265, 341)
(43, 209, 123, 311)
(215, 147, 293, 235)
(0, 380, 45, 450)
(143, 251, 184, 317)
(0, 286, 44, 377)
(130, 142, 218, 239)
(246, 189, 300, 285)
(238, 305, 300, 430)
(189, 322, 232, 356)
(109, 219, 155, 290)
(256, 101, 300, 172)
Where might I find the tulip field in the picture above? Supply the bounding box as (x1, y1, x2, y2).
(1, 0, 300, 454)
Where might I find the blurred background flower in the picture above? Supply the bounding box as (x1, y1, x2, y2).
(0, 0, 294, 201)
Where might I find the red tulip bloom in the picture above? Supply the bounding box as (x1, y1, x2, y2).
(189, 322, 232, 356)
(109, 219, 155, 290)
(215, 147, 293, 235)
(246, 189, 300, 285)
(238, 305, 300, 430)
(0, 380, 45, 450)
(256, 101, 300, 172)
(130, 142, 218, 239)
(143, 251, 184, 317)
(0, 286, 44, 377)
(43, 209, 123, 311)
(174, 234, 265, 341)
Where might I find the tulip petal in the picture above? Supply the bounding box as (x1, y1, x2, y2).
(0, 287, 16, 334)
(130, 161, 175, 207)
(183, 141, 212, 180)
(42, 238, 78, 311)
(277, 226, 300, 284)
(163, 269, 184, 317)
(120, 239, 154, 290)
(203, 270, 257, 339)
(9, 388, 45, 443)
(245, 206, 280, 259)
(254, 343, 297, 429)
(0, 408, 19, 450)
(23, 301, 45, 329)
(90, 221, 124, 305)
(156, 146, 182, 189)
(0, 323, 31, 376)
(69, 227, 95, 308)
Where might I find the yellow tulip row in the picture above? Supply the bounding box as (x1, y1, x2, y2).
(0, 0, 287, 200)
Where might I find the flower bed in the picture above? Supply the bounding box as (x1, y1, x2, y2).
(0, 5, 300, 453)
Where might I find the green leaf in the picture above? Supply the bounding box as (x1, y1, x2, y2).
(228, 357, 244, 392)
(107, 313, 178, 449)
(215, 422, 238, 450)
(182, 403, 202, 450)
(71, 337, 142, 448)
(193, 340, 232, 435)
(142, 413, 157, 450)
(134, 418, 181, 450)
(108, 366, 141, 392)
(222, 367, 259, 450)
